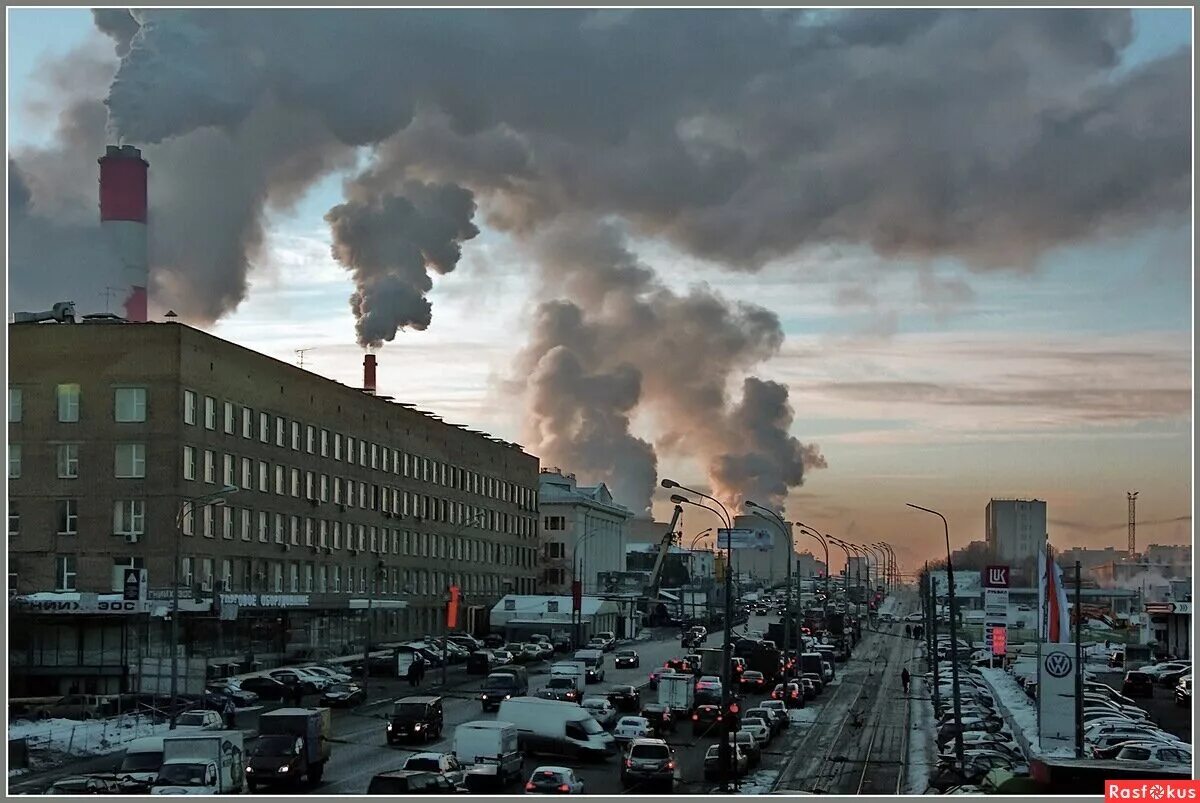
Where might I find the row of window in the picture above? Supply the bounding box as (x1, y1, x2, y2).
(181, 389, 535, 511)
(9, 386, 147, 424)
(181, 447, 535, 537)
(8, 497, 534, 568)
(43, 554, 522, 596)
(8, 444, 146, 480)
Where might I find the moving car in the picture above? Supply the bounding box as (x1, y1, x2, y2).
(734, 729, 762, 767)
(497, 697, 616, 759)
(703, 744, 748, 779)
(692, 704, 724, 737)
(572, 650, 607, 683)
(741, 720, 772, 748)
(745, 708, 783, 737)
(581, 697, 618, 729)
(319, 682, 366, 707)
(1122, 671, 1154, 698)
(525, 766, 584, 794)
(366, 770, 461, 795)
(739, 670, 767, 692)
(639, 703, 675, 736)
(620, 738, 677, 792)
(607, 685, 642, 713)
(595, 632, 617, 651)
(759, 700, 791, 729)
(614, 649, 640, 668)
(491, 650, 514, 666)
(387, 696, 445, 744)
(613, 716, 653, 743)
(402, 752, 466, 786)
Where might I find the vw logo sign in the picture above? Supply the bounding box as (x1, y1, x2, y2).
(1044, 651, 1073, 678)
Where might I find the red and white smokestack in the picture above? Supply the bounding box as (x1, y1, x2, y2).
(363, 353, 377, 394)
(98, 145, 149, 322)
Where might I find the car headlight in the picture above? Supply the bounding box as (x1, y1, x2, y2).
(386, 723, 393, 730)
(413, 724, 423, 731)
(277, 766, 290, 774)
(504, 694, 512, 700)
(245, 767, 253, 773)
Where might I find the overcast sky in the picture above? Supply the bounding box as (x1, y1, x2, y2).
(7, 9, 1192, 573)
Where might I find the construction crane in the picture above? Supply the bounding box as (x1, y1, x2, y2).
(641, 505, 683, 625)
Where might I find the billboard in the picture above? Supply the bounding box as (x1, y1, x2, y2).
(716, 528, 773, 551)
(1037, 643, 1078, 752)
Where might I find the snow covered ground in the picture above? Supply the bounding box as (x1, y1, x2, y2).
(8, 715, 171, 759)
(739, 768, 779, 794)
(979, 667, 1073, 759)
(904, 673, 938, 794)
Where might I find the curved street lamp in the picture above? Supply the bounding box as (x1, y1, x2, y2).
(663, 479, 736, 792)
(794, 521, 832, 600)
(745, 501, 794, 656)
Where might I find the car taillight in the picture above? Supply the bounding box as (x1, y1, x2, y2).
(525, 783, 535, 791)
(666, 761, 676, 770)
(559, 785, 570, 793)
(625, 759, 633, 768)
(692, 714, 698, 720)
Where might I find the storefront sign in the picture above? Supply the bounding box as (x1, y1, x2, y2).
(220, 593, 311, 608)
(717, 528, 774, 551)
(12, 598, 149, 614)
(983, 565, 1010, 588)
(1037, 643, 1078, 751)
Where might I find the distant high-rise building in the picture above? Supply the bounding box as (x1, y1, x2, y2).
(985, 499, 1047, 566)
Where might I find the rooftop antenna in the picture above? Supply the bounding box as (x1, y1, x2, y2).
(101, 286, 124, 313)
(296, 348, 313, 369)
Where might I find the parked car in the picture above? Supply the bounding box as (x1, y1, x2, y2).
(586, 638, 608, 651)
(759, 700, 790, 729)
(595, 632, 617, 652)
(521, 644, 544, 663)
(266, 669, 321, 695)
(734, 729, 762, 767)
(1113, 743, 1192, 766)
(620, 738, 677, 792)
(744, 708, 782, 737)
(525, 766, 584, 794)
(320, 682, 366, 707)
(613, 716, 653, 743)
(304, 665, 353, 684)
(1121, 671, 1155, 698)
(174, 709, 224, 730)
(491, 650, 514, 666)
(614, 649, 640, 669)
(205, 680, 259, 708)
(581, 697, 618, 729)
(1093, 739, 1188, 760)
(1175, 676, 1191, 707)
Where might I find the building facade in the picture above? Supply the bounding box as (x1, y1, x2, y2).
(729, 514, 795, 585)
(8, 320, 540, 693)
(985, 498, 1047, 567)
(537, 468, 632, 594)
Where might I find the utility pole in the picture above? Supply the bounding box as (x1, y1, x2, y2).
(1074, 561, 1083, 758)
(1127, 491, 1139, 557)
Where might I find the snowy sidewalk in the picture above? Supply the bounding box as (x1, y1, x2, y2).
(9, 714, 172, 760)
(903, 674, 937, 794)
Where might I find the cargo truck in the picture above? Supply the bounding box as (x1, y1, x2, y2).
(454, 720, 524, 792)
(696, 648, 724, 677)
(657, 672, 695, 713)
(245, 707, 332, 790)
(150, 731, 245, 795)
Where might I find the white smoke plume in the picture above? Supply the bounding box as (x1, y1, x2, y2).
(9, 9, 1190, 512)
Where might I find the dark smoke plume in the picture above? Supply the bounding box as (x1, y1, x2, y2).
(10, 9, 1190, 511)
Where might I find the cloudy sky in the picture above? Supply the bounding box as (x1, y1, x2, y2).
(8, 9, 1192, 573)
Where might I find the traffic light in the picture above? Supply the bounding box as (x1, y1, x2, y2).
(446, 585, 461, 629)
(725, 701, 741, 732)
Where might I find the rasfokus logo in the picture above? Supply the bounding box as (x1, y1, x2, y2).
(1107, 781, 1200, 801)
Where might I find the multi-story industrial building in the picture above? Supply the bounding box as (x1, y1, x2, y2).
(8, 319, 540, 694)
(537, 468, 631, 594)
(985, 498, 1047, 568)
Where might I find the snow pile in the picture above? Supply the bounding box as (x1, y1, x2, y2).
(904, 675, 938, 794)
(788, 707, 820, 726)
(738, 768, 778, 794)
(8, 715, 170, 757)
(979, 667, 1073, 759)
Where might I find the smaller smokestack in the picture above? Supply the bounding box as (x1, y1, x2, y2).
(363, 353, 377, 394)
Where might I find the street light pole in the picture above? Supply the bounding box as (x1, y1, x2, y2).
(171, 485, 237, 730)
(745, 502, 792, 658)
(439, 511, 487, 688)
(663, 479, 735, 793)
(907, 503, 965, 772)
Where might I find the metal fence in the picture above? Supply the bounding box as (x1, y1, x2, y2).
(11, 712, 166, 758)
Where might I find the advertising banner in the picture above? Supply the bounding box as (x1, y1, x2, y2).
(716, 528, 773, 551)
(1037, 642, 1078, 752)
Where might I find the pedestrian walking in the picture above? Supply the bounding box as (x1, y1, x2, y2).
(415, 657, 427, 686)
(290, 683, 304, 707)
(904, 624, 912, 639)
(901, 668, 911, 694)
(407, 658, 420, 688)
(223, 698, 237, 729)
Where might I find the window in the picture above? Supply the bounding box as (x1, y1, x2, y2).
(240, 509, 251, 541)
(290, 468, 300, 497)
(242, 407, 253, 438)
(304, 518, 314, 547)
(56, 443, 80, 479)
(259, 411, 269, 442)
(321, 429, 329, 457)
(183, 390, 197, 425)
(306, 425, 315, 453)
(258, 461, 269, 492)
(544, 516, 565, 531)
(204, 396, 216, 429)
(359, 440, 367, 466)
(346, 437, 355, 465)
(223, 454, 234, 486)
(202, 505, 215, 538)
(274, 513, 284, 544)
(257, 512, 268, 543)
(304, 564, 313, 593)
(9, 444, 21, 479)
(275, 464, 284, 495)
(289, 563, 299, 592)
(317, 565, 327, 593)
(115, 444, 146, 478)
(8, 501, 19, 537)
(203, 450, 215, 483)
(334, 434, 342, 461)
(113, 500, 145, 536)
(289, 516, 299, 545)
(241, 458, 252, 489)
(221, 507, 233, 539)
(224, 401, 235, 434)
(57, 383, 80, 422)
(182, 506, 195, 535)
(114, 387, 147, 422)
(55, 556, 77, 591)
(221, 559, 233, 590)
(332, 565, 341, 593)
(8, 387, 22, 423)
(275, 417, 285, 447)
(320, 474, 329, 502)
(291, 421, 300, 450)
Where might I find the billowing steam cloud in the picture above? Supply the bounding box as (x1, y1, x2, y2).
(9, 9, 1190, 511)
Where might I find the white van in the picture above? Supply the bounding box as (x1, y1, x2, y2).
(119, 736, 166, 785)
(550, 662, 586, 693)
(497, 697, 615, 760)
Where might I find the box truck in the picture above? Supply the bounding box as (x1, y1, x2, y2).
(657, 672, 695, 713)
(246, 707, 332, 789)
(454, 720, 524, 792)
(151, 731, 245, 795)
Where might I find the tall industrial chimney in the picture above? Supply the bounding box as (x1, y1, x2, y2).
(363, 354, 377, 394)
(98, 145, 149, 322)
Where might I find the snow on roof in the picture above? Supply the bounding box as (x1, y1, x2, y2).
(493, 594, 617, 618)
